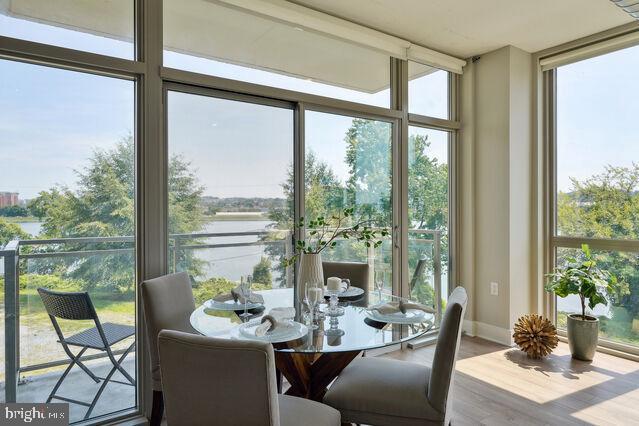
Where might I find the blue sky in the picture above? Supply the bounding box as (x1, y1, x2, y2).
(0, 13, 448, 200)
(557, 44, 639, 192)
(3, 12, 634, 201)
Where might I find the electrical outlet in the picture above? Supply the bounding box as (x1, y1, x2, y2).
(490, 282, 499, 296)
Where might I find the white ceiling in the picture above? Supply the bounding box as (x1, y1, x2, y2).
(289, 0, 634, 58)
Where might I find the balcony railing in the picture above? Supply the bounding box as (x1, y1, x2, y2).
(1, 228, 442, 402)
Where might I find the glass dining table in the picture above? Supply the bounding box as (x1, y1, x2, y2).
(190, 288, 434, 401)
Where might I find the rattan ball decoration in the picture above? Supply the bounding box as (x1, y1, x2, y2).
(513, 314, 558, 359)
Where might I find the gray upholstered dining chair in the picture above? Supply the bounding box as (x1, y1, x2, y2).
(323, 286, 467, 426)
(141, 271, 197, 426)
(322, 261, 370, 306)
(158, 329, 341, 426)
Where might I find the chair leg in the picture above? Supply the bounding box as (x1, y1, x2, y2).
(106, 342, 136, 385)
(84, 342, 136, 419)
(150, 390, 164, 426)
(276, 368, 283, 393)
(46, 347, 89, 403)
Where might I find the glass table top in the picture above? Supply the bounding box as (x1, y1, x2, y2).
(190, 288, 434, 353)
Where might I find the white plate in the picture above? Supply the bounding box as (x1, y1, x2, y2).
(205, 298, 262, 311)
(365, 308, 428, 324)
(324, 286, 365, 299)
(236, 319, 308, 343)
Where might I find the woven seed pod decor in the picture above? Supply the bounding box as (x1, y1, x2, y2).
(513, 314, 558, 359)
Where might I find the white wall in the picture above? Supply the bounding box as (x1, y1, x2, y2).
(459, 45, 534, 345)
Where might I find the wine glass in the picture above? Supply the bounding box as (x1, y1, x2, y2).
(238, 278, 252, 321)
(306, 283, 322, 330)
(375, 271, 385, 302)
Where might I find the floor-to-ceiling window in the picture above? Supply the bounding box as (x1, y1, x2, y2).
(407, 126, 450, 314)
(405, 62, 454, 317)
(548, 42, 639, 352)
(0, 59, 137, 422)
(166, 88, 294, 304)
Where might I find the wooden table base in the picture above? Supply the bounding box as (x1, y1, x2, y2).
(274, 350, 361, 401)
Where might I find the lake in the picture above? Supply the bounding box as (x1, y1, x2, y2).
(7, 219, 283, 284)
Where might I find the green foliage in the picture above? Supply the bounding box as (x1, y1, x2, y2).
(546, 244, 625, 320)
(283, 208, 389, 267)
(252, 257, 273, 287)
(0, 205, 28, 217)
(0, 218, 31, 247)
(27, 136, 205, 294)
(267, 120, 448, 288)
(557, 165, 639, 325)
(408, 134, 448, 231)
(344, 119, 392, 223)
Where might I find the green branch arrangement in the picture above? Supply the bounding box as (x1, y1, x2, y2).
(283, 207, 389, 267)
(545, 244, 627, 320)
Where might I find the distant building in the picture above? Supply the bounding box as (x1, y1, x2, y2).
(0, 192, 19, 208)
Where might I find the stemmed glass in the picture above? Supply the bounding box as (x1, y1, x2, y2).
(305, 282, 322, 330)
(375, 271, 385, 302)
(238, 277, 252, 322)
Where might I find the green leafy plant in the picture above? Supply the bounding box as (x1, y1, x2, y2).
(545, 244, 626, 320)
(283, 207, 389, 267)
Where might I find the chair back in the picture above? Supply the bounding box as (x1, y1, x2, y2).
(38, 288, 97, 321)
(427, 286, 467, 423)
(322, 261, 369, 306)
(158, 329, 280, 426)
(141, 271, 196, 391)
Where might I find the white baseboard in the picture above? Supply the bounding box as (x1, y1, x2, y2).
(462, 319, 476, 336)
(463, 320, 513, 346)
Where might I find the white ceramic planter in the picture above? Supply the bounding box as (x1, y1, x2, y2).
(297, 252, 324, 296)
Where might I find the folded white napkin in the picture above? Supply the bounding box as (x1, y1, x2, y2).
(372, 300, 435, 315)
(255, 307, 296, 337)
(213, 287, 264, 304)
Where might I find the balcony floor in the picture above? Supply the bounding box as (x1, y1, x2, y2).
(12, 356, 136, 423)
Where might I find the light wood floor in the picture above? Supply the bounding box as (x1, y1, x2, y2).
(382, 337, 639, 426)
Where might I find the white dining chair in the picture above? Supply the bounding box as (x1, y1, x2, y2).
(323, 286, 468, 425)
(141, 271, 197, 425)
(158, 329, 341, 426)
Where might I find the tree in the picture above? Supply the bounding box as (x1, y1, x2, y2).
(0, 205, 28, 217)
(266, 150, 344, 287)
(557, 164, 639, 339)
(408, 134, 448, 231)
(344, 119, 392, 224)
(265, 119, 450, 299)
(30, 136, 205, 295)
(252, 257, 273, 287)
(0, 218, 30, 247)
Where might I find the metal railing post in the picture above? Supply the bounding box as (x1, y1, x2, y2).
(433, 231, 442, 323)
(285, 231, 294, 288)
(3, 240, 19, 403)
